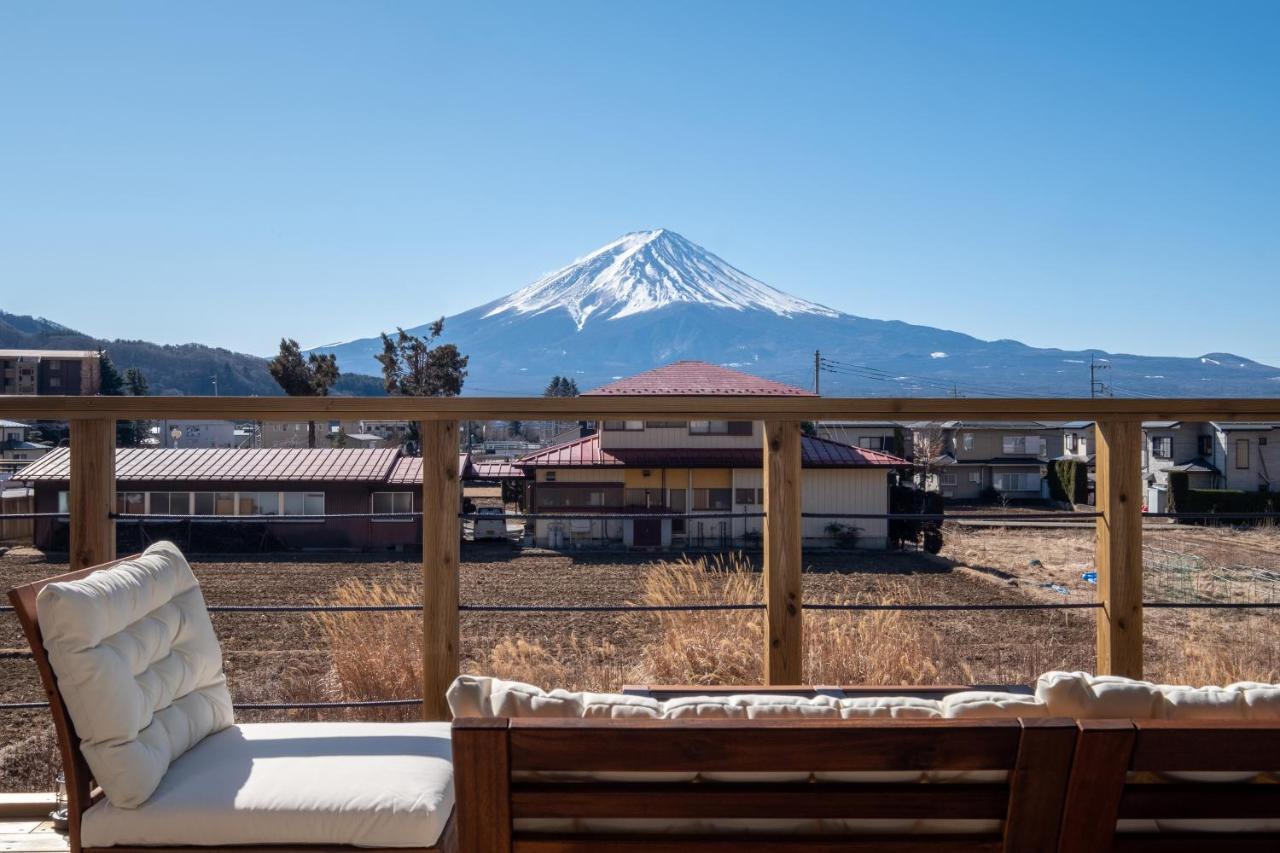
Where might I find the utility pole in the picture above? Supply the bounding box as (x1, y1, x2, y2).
(1090, 356, 1111, 398)
(814, 350, 821, 395)
(211, 375, 219, 396)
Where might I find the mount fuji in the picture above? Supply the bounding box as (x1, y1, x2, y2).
(316, 229, 1280, 397)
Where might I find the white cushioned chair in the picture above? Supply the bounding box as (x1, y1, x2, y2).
(8, 543, 456, 852)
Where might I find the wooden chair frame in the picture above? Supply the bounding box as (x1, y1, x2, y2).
(452, 716, 1079, 853)
(8, 558, 456, 853)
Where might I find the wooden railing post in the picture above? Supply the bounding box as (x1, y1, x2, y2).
(763, 420, 803, 684)
(1094, 419, 1144, 678)
(69, 418, 115, 572)
(421, 419, 460, 721)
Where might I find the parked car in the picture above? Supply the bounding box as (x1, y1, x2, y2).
(469, 506, 509, 541)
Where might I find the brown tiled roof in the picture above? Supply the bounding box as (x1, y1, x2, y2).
(584, 361, 816, 397)
(515, 433, 907, 469)
(20, 448, 403, 483)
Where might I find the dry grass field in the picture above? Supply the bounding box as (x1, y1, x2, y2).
(2, 522, 1277, 793)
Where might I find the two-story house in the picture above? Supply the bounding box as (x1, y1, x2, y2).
(815, 422, 912, 460)
(1142, 421, 1218, 490)
(0, 349, 101, 395)
(1144, 421, 1278, 492)
(914, 421, 1064, 501)
(0, 418, 52, 475)
(515, 362, 907, 550)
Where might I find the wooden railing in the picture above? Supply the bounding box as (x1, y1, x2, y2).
(4, 394, 1279, 720)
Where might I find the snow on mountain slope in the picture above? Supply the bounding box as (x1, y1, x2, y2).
(482, 228, 840, 329)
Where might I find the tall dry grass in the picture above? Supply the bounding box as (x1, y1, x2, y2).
(300, 554, 1274, 710)
(284, 578, 424, 720)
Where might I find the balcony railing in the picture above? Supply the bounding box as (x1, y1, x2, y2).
(2, 394, 1280, 719)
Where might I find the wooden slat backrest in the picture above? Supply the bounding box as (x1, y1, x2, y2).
(7, 555, 137, 853)
(506, 717, 1022, 773)
(453, 716, 1078, 853)
(1060, 720, 1280, 853)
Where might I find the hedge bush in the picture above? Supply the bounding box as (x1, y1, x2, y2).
(1047, 459, 1089, 504)
(1166, 471, 1278, 520)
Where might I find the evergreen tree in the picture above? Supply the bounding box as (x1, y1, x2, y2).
(544, 375, 580, 397)
(268, 338, 341, 448)
(123, 368, 151, 447)
(374, 321, 468, 456)
(98, 350, 125, 396)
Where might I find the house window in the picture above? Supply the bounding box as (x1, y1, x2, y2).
(1198, 435, 1213, 457)
(644, 421, 687, 428)
(941, 473, 957, 486)
(1236, 439, 1250, 469)
(148, 492, 191, 515)
(624, 488, 663, 508)
(544, 471, 556, 482)
(734, 487, 757, 505)
(692, 488, 732, 511)
(969, 471, 982, 484)
(689, 421, 752, 436)
(994, 472, 1038, 492)
(115, 492, 145, 515)
(857, 436, 890, 451)
(57, 491, 68, 514)
(962, 434, 974, 451)
(48, 376, 61, 388)
(534, 485, 622, 508)
(668, 489, 687, 534)
(283, 492, 325, 517)
(1152, 436, 1172, 459)
(239, 492, 281, 516)
(1065, 434, 1077, 453)
(602, 420, 644, 431)
(372, 491, 413, 520)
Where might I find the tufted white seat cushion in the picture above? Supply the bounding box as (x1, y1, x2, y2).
(37, 541, 233, 808)
(81, 722, 454, 848)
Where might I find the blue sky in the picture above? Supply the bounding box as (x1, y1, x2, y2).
(2, 2, 1278, 364)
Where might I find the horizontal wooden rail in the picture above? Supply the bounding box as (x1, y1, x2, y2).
(2, 394, 1280, 421)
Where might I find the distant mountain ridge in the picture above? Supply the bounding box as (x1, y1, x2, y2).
(0, 310, 384, 397)
(316, 229, 1280, 397)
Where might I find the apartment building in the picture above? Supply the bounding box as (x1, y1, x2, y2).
(0, 349, 101, 395)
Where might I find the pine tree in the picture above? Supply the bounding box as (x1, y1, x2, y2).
(374, 321, 468, 456)
(268, 338, 341, 448)
(98, 350, 125, 396)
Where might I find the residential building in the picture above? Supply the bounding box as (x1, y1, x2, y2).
(0, 349, 101, 395)
(815, 422, 912, 459)
(913, 421, 1064, 501)
(152, 419, 239, 449)
(515, 361, 907, 549)
(1143, 421, 1279, 492)
(22, 448, 483, 552)
(0, 419, 52, 475)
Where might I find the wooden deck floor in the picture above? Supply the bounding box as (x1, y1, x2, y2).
(0, 820, 67, 853)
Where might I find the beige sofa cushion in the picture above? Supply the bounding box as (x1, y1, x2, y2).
(37, 541, 233, 808)
(81, 722, 453, 848)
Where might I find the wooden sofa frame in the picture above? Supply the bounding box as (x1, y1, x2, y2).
(452, 715, 1079, 852)
(1059, 719, 1280, 852)
(454, 716, 1280, 853)
(8, 558, 457, 853)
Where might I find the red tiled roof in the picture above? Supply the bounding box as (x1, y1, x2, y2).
(19, 448, 403, 483)
(385, 453, 476, 485)
(584, 361, 816, 396)
(515, 433, 907, 469)
(472, 461, 523, 479)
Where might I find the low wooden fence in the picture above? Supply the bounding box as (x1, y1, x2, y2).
(1, 394, 1279, 720)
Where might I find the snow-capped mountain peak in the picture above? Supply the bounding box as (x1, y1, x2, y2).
(483, 229, 840, 330)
